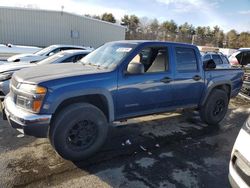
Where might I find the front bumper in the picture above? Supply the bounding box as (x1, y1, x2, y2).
(229, 129, 250, 188)
(2, 95, 52, 138)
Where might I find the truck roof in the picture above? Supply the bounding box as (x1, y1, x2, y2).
(109, 40, 197, 48)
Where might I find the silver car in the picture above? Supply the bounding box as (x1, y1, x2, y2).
(0, 49, 91, 99)
(201, 52, 231, 69)
(7, 44, 93, 63)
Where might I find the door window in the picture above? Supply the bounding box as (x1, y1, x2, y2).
(175, 47, 198, 72)
(62, 56, 75, 63)
(221, 55, 230, 64)
(74, 54, 87, 62)
(127, 47, 169, 73)
(212, 54, 223, 65)
(48, 48, 60, 56)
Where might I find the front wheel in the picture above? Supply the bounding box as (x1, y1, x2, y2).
(49, 103, 109, 161)
(200, 89, 229, 125)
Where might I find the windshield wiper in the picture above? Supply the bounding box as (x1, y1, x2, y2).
(82, 62, 104, 69)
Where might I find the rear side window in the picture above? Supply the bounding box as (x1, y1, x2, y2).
(221, 55, 229, 64)
(212, 54, 223, 65)
(175, 47, 198, 71)
(203, 54, 211, 61)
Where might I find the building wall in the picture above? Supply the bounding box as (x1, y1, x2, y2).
(0, 7, 126, 48)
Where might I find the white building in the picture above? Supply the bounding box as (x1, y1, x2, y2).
(0, 7, 126, 48)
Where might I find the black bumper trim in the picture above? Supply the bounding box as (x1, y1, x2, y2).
(8, 118, 49, 138)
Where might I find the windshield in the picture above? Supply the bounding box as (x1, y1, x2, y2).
(34, 46, 55, 56)
(37, 53, 64, 65)
(80, 43, 136, 69)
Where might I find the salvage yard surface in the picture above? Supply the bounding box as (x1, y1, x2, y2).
(0, 97, 249, 188)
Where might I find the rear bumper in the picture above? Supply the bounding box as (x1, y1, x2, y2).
(3, 95, 51, 138)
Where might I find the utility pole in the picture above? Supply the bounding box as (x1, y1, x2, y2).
(61, 5, 64, 16)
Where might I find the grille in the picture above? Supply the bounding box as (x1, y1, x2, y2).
(233, 151, 250, 186)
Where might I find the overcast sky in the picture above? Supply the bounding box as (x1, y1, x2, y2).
(1, 0, 250, 32)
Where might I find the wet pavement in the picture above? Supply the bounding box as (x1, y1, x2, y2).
(0, 97, 249, 188)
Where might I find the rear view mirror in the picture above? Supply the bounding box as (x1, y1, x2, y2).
(204, 59, 216, 70)
(126, 62, 145, 75)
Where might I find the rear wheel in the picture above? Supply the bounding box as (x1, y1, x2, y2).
(200, 89, 229, 125)
(49, 103, 109, 161)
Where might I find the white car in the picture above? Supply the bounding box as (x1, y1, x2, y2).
(229, 117, 250, 188)
(7, 44, 93, 63)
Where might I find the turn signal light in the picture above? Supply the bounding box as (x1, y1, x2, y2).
(32, 100, 43, 112)
(36, 86, 47, 94)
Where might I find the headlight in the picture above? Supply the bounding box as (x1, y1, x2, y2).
(0, 72, 14, 81)
(16, 84, 47, 113)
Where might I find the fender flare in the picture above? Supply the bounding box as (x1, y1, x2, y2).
(200, 80, 232, 106)
(48, 89, 115, 122)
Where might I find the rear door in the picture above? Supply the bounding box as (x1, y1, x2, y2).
(172, 46, 205, 106)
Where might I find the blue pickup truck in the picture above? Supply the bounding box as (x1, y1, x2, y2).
(2, 41, 243, 161)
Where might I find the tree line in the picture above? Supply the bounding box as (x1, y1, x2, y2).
(85, 13, 250, 49)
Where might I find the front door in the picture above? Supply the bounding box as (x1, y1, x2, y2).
(116, 45, 174, 119)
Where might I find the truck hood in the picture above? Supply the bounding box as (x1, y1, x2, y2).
(14, 63, 109, 84)
(7, 53, 45, 62)
(0, 62, 35, 73)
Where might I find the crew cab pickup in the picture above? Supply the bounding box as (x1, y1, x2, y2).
(2, 41, 244, 161)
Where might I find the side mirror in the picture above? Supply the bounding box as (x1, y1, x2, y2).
(126, 62, 145, 75)
(203, 59, 216, 70)
(48, 52, 55, 56)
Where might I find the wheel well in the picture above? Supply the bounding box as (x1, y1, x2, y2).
(213, 84, 231, 99)
(52, 95, 110, 122)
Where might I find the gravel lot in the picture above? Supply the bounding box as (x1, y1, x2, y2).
(0, 96, 249, 188)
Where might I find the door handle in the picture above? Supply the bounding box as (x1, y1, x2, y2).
(160, 77, 172, 83)
(193, 75, 201, 81)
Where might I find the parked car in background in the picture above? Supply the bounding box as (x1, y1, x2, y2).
(201, 52, 231, 69)
(229, 48, 250, 67)
(0, 43, 41, 62)
(229, 115, 250, 188)
(0, 50, 91, 99)
(7, 44, 93, 63)
(2, 40, 244, 161)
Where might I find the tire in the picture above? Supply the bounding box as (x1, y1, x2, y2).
(49, 103, 109, 161)
(199, 89, 229, 125)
